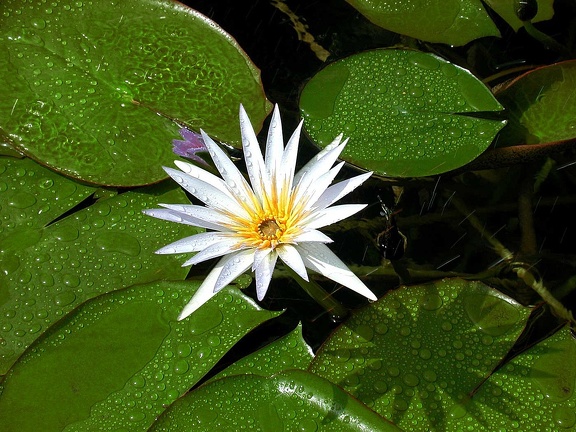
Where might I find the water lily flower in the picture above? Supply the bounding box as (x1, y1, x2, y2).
(172, 128, 209, 166)
(144, 105, 377, 320)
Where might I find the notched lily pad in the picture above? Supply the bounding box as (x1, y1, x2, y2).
(151, 369, 402, 431)
(346, 0, 499, 46)
(310, 279, 531, 431)
(496, 60, 576, 146)
(0, 280, 278, 432)
(0, 156, 198, 374)
(300, 49, 505, 177)
(0, 0, 270, 186)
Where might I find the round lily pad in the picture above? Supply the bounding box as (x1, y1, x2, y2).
(0, 0, 270, 186)
(300, 49, 506, 177)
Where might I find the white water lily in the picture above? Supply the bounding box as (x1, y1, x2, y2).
(144, 105, 376, 320)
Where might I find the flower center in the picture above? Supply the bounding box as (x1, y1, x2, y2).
(258, 218, 283, 240)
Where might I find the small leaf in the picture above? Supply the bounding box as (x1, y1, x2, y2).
(0, 281, 278, 432)
(0, 157, 198, 374)
(310, 279, 530, 430)
(0, 0, 270, 186)
(496, 60, 576, 146)
(346, 0, 499, 46)
(151, 370, 402, 431)
(300, 49, 505, 177)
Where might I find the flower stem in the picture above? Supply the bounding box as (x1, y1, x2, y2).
(284, 266, 348, 320)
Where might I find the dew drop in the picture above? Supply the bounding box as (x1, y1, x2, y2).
(95, 232, 141, 256)
(54, 291, 76, 306)
(188, 307, 223, 335)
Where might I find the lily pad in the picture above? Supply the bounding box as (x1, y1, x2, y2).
(0, 156, 198, 375)
(0, 280, 278, 432)
(150, 369, 402, 431)
(495, 60, 576, 146)
(300, 49, 505, 177)
(345, 0, 499, 46)
(310, 279, 531, 431)
(0, 0, 270, 186)
(211, 323, 314, 381)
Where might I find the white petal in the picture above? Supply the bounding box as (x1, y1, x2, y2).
(289, 229, 333, 244)
(199, 130, 255, 206)
(293, 143, 346, 204)
(298, 243, 377, 301)
(304, 204, 367, 229)
(172, 160, 231, 197)
(181, 238, 245, 266)
(278, 119, 303, 190)
(239, 104, 268, 202)
(155, 232, 231, 254)
(214, 248, 255, 292)
(158, 204, 235, 231)
(277, 244, 308, 281)
(163, 167, 247, 217)
(314, 171, 373, 210)
(265, 104, 284, 177)
(301, 162, 344, 211)
(142, 208, 223, 231)
(178, 257, 227, 320)
(293, 134, 343, 183)
(254, 250, 278, 300)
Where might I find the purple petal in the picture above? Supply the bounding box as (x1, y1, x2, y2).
(172, 128, 209, 165)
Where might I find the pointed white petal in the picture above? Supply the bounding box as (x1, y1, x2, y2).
(278, 119, 303, 189)
(277, 244, 308, 281)
(199, 130, 255, 206)
(304, 204, 367, 229)
(178, 257, 227, 320)
(289, 229, 333, 244)
(293, 134, 343, 184)
(172, 160, 230, 197)
(159, 203, 235, 228)
(293, 144, 346, 205)
(239, 104, 268, 201)
(155, 232, 232, 254)
(301, 162, 344, 211)
(181, 238, 245, 266)
(254, 250, 278, 300)
(142, 208, 223, 231)
(213, 248, 255, 292)
(314, 171, 373, 210)
(163, 167, 248, 217)
(299, 243, 377, 301)
(265, 105, 284, 177)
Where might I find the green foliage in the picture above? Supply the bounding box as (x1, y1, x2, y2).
(0, 280, 278, 432)
(300, 49, 505, 177)
(0, 0, 270, 186)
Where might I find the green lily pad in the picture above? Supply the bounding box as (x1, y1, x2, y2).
(345, 0, 499, 46)
(0, 0, 270, 186)
(484, 0, 554, 31)
(300, 49, 505, 177)
(150, 369, 402, 431)
(0, 156, 198, 375)
(0, 280, 278, 432)
(446, 325, 576, 430)
(496, 60, 576, 146)
(211, 323, 314, 381)
(310, 279, 531, 431)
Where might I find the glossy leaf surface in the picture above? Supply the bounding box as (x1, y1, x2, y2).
(310, 279, 531, 431)
(151, 369, 402, 431)
(496, 60, 576, 146)
(345, 0, 499, 46)
(0, 156, 198, 374)
(300, 49, 505, 177)
(0, 280, 278, 432)
(0, 0, 270, 186)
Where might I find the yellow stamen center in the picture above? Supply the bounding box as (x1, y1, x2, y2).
(258, 218, 284, 240)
